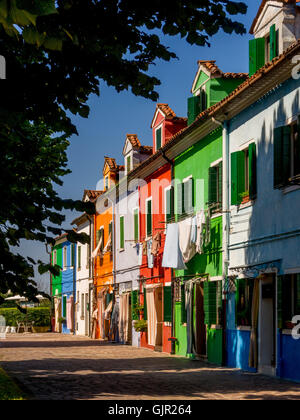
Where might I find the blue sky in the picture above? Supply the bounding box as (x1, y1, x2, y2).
(20, 0, 258, 292)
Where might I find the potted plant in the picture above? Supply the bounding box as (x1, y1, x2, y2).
(240, 190, 250, 204)
(133, 319, 147, 333)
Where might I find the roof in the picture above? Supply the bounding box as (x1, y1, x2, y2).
(123, 134, 153, 156)
(250, 0, 297, 34)
(126, 38, 300, 182)
(82, 189, 103, 202)
(197, 60, 248, 79)
(151, 103, 187, 128)
(71, 212, 90, 226)
(103, 156, 118, 171)
(126, 134, 141, 148)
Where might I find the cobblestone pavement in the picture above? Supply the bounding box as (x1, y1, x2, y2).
(1, 333, 300, 400)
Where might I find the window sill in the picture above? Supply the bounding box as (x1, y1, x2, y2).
(119, 248, 125, 253)
(237, 326, 251, 331)
(238, 200, 255, 211)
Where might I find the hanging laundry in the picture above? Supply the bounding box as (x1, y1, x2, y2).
(66, 296, 73, 331)
(147, 239, 154, 269)
(137, 243, 143, 266)
(142, 241, 147, 256)
(196, 210, 206, 254)
(190, 216, 197, 244)
(102, 233, 112, 254)
(204, 208, 211, 246)
(104, 299, 113, 320)
(92, 234, 103, 259)
(178, 217, 196, 263)
(162, 223, 187, 270)
(151, 232, 161, 256)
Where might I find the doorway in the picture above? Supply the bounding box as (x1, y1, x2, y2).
(258, 274, 276, 376)
(85, 293, 89, 336)
(194, 282, 207, 357)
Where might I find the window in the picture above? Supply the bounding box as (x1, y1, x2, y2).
(249, 25, 278, 76)
(231, 143, 257, 205)
(208, 161, 223, 211)
(63, 295, 67, 318)
(177, 177, 194, 217)
(119, 216, 124, 250)
(155, 127, 162, 151)
(53, 250, 57, 266)
(274, 121, 300, 188)
(165, 186, 174, 223)
(203, 280, 223, 326)
(99, 228, 104, 253)
(63, 246, 67, 270)
(236, 279, 254, 327)
(133, 208, 139, 242)
(278, 274, 300, 330)
(104, 176, 109, 190)
(77, 291, 79, 312)
(127, 155, 132, 173)
(81, 293, 85, 319)
(146, 198, 152, 237)
(71, 244, 75, 267)
(78, 246, 81, 270)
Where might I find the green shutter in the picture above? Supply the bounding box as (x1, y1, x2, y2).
(181, 284, 187, 324)
(100, 228, 104, 252)
(147, 200, 152, 237)
(204, 281, 217, 326)
(134, 209, 139, 242)
(231, 151, 245, 205)
(249, 38, 265, 77)
(96, 229, 101, 244)
(163, 286, 172, 322)
(183, 178, 194, 214)
(270, 24, 277, 61)
(63, 296, 67, 318)
(131, 290, 139, 321)
(200, 89, 207, 112)
(188, 96, 201, 125)
(166, 187, 174, 223)
(208, 166, 218, 205)
(156, 128, 162, 150)
(120, 217, 124, 249)
(277, 276, 283, 329)
(78, 246, 81, 268)
(71, 244, 74, 267)
(249, 143, 257, 200)
(127, 155, 131, 172)
(176, 183, 183, 218)
(143, 288, 147, 320)
(218, 161, 223, 206)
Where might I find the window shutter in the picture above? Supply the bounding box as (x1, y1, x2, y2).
(176, 183, 183, 218)
(163, 286, 172, 322)
(249, 143, 257, 200)
(166, 187, 174, 223)
(204, 281, 217, 326)
(184, 178, 194, 214)
(71, 244, 74, 267)
(131, 290, 139, 321)
(147, 200, 152, 237)
(120, 217, 124, 249)
(200, 90, 207, 112)
(270, 24, 277, 60)
(78, 246, 81, 268)
(127, 155, 131, 172)
(218, 161, 223, 207)
(134, 209, 139, 242)
(143, 288, 147, 320)
(208, 166, 218, 205)
(277, 276, 283, 329)
(231, 151, 245, 205)
(100, 229, 104, 252)
(96, 229, 101, 244)
(249, 38, 265, 77)
(283, 125, 291, 184)
(274, 126, 284, 188)
(156, 128, 162, 150)
(181, 284, 187, 324)
(188, 96, 201, 125)
(63, 296, 67, 318)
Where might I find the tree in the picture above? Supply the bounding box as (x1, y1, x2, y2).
(0, 0, 247, 303)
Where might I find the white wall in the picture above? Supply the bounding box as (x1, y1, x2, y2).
(228, 76, 300, 276)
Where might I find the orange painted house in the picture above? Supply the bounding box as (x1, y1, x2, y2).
(93, 157, 123, 340)
(139, 104, 187, 353)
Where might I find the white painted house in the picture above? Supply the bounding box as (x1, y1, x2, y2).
(72, 213, 94, 337)
(115, 134, 152, 346)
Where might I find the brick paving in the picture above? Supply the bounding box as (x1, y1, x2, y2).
(0, 333, 300, 400)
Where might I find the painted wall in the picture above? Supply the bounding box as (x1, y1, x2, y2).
(277, 331, 300, 382)
(226, 329, 257, 373)
(116, 185, 140, 346)
(51, 244, 62, 297)
(61, 239, 76, 334)
(75, 218, 93, 337)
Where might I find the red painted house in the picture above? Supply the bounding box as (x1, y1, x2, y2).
(139, 104, 187, 353)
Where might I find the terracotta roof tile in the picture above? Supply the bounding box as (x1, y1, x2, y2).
(151, 103, 186, 127)
(104, 156, 118, 171)
(82, 189, 103, 202)
(250, 0, 296, 34)
(126, 134, 141, 148)
(197, 60, 248, 79)
(140, 145, 153, 155)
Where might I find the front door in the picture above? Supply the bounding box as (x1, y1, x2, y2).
(258, 274, 276, 376)
(195, 282, 207, 356)
(155, 287, 163, 351)
(85, 293, 89, 336)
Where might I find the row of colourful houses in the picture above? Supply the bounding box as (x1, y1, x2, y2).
(51, 1, 300, 383)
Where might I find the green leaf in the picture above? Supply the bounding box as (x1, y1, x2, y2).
(43, 37, 63, 51)
(16, 0, 57, 16)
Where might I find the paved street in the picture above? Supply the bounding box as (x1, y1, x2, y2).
(0, 333, 300, 400)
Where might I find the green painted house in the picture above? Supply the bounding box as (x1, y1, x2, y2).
(173, 61, 247, 364)
(51, 243, 62, 298)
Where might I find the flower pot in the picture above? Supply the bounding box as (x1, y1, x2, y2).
(32, 326, 49, 333)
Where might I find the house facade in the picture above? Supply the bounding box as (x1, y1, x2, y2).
(60, 235, 76, 334)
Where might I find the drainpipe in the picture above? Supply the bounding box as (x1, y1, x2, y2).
(212, 117, 230, 365)
(161, 150, 176, 355)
